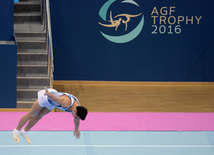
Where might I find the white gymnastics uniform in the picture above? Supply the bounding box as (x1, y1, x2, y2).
(38, 89, 80, 112)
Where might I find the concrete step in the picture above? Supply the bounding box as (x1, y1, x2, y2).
(17, 49, 46, 53)
(17, 76, 50, 89)
(17, 100, 35, 108)
(15, 31, 46, 37)
(16, 37, 46, 49)
(17, 88, 39, 99)
(17, 64, 48, 74)
(17, 73, 49, 77)
(14, 23, 46, 37)
(17, 89, 39, 108)
(16, 37, 46, 41)
(14, 23, 44, 32)
(14, 1, 41, 13)
(14, 12, 41, 23)
(17, 52, 48, 63)
(17, 61, 47, 65)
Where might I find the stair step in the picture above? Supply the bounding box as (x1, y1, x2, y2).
(16, 37, 46, 49)
(17, 61, 47, 65)
(14, 23, 44, 32)
(17, 83, 47, 88)
(17, 65, 48, 74)
(17, 88, 42, 108)
(17, 52, 48, 63)
(17, 77, 50, 88)
(17, 101, 35, 108)
(17, 43, 46, 49)
(17, 49, 48, 56)
(14, 12, 41, 23)
(15, 31, 46, 37)
(17, 64, 47, 67)
(17, 43, 45, 49)
(17, 88, 40, 98)
(17, 76, 49, 79)
(15, 1, 40, 4)
(14, 12, 41, 16)
(17, 77, 50, 89)
(17, 62, 47, 66)
(17, 49, 46, 53)
(16, 37, 46, 41)
(14, 1, 41, 13)
(17, 85, 49, 89)
(17, 51, 47, 54)
(17, 73, 48, 77)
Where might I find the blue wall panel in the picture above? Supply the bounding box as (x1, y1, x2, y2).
(0, 0, 17, 108)
(0, 42, 17, 108)
(0, 0, 14, 41)
(50, 0, 214, 81)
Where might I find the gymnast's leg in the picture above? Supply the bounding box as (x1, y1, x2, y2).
(13, 99, 43, 144)
(24, 107, 51, 132)
(20, 107, 51, 144)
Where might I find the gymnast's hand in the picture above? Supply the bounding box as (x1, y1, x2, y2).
(73, 129, 80, 139)
(44, 87, 49, 96)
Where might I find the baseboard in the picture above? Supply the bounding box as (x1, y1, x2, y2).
(0, 108, 31, 112)
(53, 80, 214, 86)
(0, 108, 55, 112)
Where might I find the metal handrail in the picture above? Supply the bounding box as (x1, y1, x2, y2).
(43, 0, 54, 88)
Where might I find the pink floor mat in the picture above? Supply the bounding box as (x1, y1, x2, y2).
(1, 112, 214, 131)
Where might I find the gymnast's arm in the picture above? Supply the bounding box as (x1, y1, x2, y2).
(44, 87, 65, 105)
(73, 117, 80, 139)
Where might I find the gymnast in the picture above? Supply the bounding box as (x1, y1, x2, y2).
(13, 87, 88, 144)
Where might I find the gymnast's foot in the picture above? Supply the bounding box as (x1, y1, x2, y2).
(20, 130, 32, 144)
(13, 129, 20, 143)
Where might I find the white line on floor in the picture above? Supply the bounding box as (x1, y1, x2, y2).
(1, 145, 214, 148)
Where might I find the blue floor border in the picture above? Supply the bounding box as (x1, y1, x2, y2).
(206, 131, 214, 153)
(1, 131, 214, 155)
(83, 131, 94, 155)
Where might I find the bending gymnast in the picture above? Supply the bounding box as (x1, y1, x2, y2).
(13, 87, 88, 144)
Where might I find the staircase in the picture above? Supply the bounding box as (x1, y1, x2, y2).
(14, 0, 49, 108)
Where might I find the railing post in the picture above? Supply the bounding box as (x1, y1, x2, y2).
(45, 0, 54, 88)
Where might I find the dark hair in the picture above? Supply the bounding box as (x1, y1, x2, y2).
(76, 106, 88, 120)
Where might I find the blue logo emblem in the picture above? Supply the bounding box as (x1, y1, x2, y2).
(98, 0, 144, 43)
